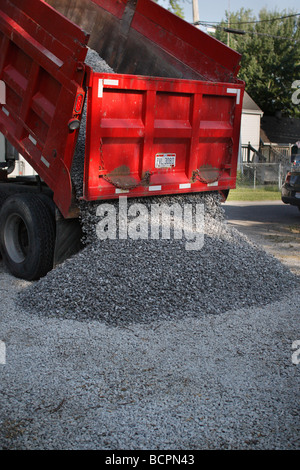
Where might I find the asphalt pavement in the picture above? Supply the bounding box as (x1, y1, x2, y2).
(224, 200, 300, 276)
(224, 200, 300, 226)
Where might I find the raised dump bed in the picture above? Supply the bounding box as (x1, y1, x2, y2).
(0, 0, 244, 280)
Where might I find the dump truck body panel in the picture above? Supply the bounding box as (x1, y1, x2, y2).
(84, 71, 243, 201)
(0, 0, 89, 216)
(46, 0, 241, 83)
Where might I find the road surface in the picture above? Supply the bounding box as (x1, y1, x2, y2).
(224, 200, 300, 276)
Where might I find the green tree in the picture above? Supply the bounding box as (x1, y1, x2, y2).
(154, 0, 185, 19)
(213, 9, 300, 117)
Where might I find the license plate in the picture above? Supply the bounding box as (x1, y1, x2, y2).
(295, 192, 300, 199)
(155, 153, 176, 168)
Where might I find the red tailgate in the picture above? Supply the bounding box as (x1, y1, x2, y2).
(83, 72, 244, 201)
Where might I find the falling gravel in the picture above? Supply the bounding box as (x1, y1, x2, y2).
(70, 48, 114, 199)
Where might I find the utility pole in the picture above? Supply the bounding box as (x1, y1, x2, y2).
(227, 0, 230, 47)
(192, 0, 199, 24)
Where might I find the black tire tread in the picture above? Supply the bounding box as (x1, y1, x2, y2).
(0, 190, 9, 211)
(0, 193, 56, 280)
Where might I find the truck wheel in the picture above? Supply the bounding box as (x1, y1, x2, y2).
(0, 193, 55, 280)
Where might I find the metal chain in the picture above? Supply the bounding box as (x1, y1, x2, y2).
(192, 168, 223, 184)
(99, 139, 152, 190)
(102, 171, 152, 190)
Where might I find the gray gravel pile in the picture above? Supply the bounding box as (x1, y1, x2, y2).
(2, 265, 300, 449)
(18, 193, 299, 326)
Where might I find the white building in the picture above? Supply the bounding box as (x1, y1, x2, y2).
(240, 91, 264, 151)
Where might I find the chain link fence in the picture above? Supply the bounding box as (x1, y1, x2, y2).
(238, 162, 291, 190)
(239, 143, 293, 190)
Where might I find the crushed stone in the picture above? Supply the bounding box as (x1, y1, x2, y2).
(18, 191, 299, 326)
(18, 48, 300, 326)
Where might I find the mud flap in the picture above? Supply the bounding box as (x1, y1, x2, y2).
(53, 209, 83, 267)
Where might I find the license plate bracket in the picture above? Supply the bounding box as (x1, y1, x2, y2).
(155, 153, 176, 169)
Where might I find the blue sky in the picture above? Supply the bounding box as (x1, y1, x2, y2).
(157, 0, 300, 24)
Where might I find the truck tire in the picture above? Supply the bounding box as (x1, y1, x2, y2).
(0, 193, 55, 280)
(0, 191, 9, 260)
(0, 190, 9, 210)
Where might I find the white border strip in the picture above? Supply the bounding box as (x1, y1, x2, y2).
(28, 135, 37, 146)
(0, 80, 5, 104)
(227, 88, 241, 105)
(41, 156, 50, 168)
(98, 79, 103, 98)
(103, 79, 119, 87)
(115, 188, 129, 194)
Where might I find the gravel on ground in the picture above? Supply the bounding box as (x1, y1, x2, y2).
(0, 48, 299, 451)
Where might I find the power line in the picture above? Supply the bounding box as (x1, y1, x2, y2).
(228, 12, 300, 25)
(194, 12, 300, 27)
(247, 30, 300, 41)
(201, 25, 300, 42)
(193, 15, 300, 42)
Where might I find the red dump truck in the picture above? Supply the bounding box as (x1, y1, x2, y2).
(0, 0, 244, 280)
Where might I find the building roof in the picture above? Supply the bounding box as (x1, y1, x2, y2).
(260, 115, 300, 145)
(242, 91, 263, 115)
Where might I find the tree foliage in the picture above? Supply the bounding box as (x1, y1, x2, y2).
(213, 9, 300, 117)
(153, 0, 185, 19)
